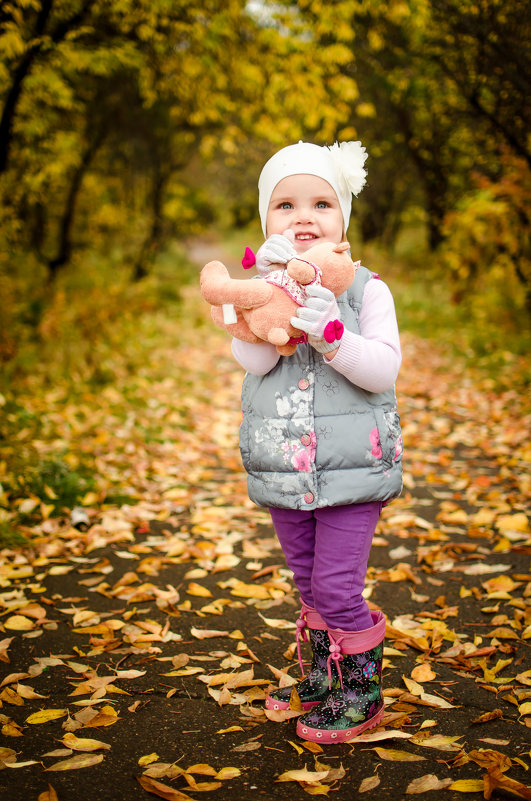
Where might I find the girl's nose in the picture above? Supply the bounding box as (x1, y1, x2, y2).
(294, 206, 314, 224)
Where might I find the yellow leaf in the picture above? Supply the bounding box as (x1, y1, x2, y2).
(352, 730, 412, 743)
(190, 627, 229, 639)
(61, 733, 111, 752)
(4, 615, 34, 631)
(519, 701, 531, 717)
(496, 513, 529, 533)
(26, 709, 67, 724)
(137, 775, 195, 800)
(258, 613, 297, 630)
(411, 663, 436, 682)
(371, 748, 426, 762)
(449, 779, 484, 792)
(487, 627, 518, 639)
(186, 583, 213, 598)
(215, 727, 244, 734)
(419, 692, 455, 709)
(410, 734, 463, 751)
(185, 764, 217, 776)
(215, 767, 242, 779)
(37, 784, 59, 801)
(482, 576, 521, 594)
(0, 747, 17, 765)
(276, 766, 330, 782)
(79, 705, 119, 728)
(162, 668, 203, 677)
(45, 753, 104, 771)
(403, 675, 423, 696)
(138, 752, 160, 765)
(230, 581, 270, 600)
(288, 740, 304, 754)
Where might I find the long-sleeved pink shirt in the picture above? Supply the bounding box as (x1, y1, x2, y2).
(231, 278, 401, 393)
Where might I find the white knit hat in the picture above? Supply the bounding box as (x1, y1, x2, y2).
(258, 140, 368, 236)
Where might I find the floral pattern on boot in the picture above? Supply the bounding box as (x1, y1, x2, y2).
(296, 642, 384, 742)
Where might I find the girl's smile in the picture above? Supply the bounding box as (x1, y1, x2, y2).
(266, 174, 345, 254)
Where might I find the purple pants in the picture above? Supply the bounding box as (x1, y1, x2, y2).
(269, 502, 382, 631)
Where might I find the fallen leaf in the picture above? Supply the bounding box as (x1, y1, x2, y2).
(276, 766, 330, 783)
(411, 663, 436, 682)
(470, 709, 503, 724)
(139, 753, 160, 766)
(45, 753, 105, 771)
(371, 748, 426, 762)
(406, 774, 453, 793)
(37, 785, 59, 801)
(26, 709, 67, 724)
(190, 627, 229, 639)
(61, 733, 111, 752)
(449, 778, 485, 792)
(359, 774, 381, 792)
(136, 775, 195, 800)
(4, 615, 35, 631)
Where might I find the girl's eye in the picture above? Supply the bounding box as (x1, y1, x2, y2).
(316, 201, 329, 209)
(280, 202, 293, 209)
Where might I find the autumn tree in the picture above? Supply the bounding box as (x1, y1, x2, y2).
(0, 0, 360, 284)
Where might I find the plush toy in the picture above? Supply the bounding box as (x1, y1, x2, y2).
(200, 241, 359, 356)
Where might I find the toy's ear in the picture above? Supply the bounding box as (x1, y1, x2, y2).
(334, 242, 350, 253)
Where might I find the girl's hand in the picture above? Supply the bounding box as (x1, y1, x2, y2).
(255, 230, 296, 276)
(291, 285, 344, 354)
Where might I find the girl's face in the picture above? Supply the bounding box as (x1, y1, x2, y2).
(266, 174, 345, 254)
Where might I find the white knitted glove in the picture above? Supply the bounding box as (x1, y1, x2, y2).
(255, 230, 296, 276)
(291, 285, 344, 354)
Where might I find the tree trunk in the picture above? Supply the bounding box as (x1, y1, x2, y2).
(46, 126, 107, 281)
(132, 165, 166, 282)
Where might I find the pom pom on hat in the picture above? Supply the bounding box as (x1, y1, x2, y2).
(258, 140, 368, 236)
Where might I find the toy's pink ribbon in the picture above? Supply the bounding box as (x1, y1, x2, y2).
(242, 247, 255, 269)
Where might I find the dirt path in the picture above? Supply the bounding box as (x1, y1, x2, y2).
(0, 278, 529, 800)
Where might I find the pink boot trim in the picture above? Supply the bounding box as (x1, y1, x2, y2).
(296, 703, 384, 744)
(265, 694, 321, 712)
(328, 610, 386, 655)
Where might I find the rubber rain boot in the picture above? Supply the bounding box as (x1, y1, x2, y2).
(296, 610, 386, 743)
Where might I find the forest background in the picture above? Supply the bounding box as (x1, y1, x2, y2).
(0, 0, 530, 546)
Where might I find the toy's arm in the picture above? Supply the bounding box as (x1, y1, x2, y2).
(231, 338, 281, 376)
(325, 280, 401, 393)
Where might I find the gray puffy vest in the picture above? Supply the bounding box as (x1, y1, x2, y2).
(239, 266, 403, 510)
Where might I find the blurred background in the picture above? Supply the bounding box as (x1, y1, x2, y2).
(0, 1, 529, 542)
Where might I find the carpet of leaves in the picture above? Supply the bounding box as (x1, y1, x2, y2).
(0, 287, 530, 801)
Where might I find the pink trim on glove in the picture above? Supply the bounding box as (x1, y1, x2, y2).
(323, 319, 344, 343)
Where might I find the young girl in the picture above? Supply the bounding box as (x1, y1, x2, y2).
(231, 141, 402, 743)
